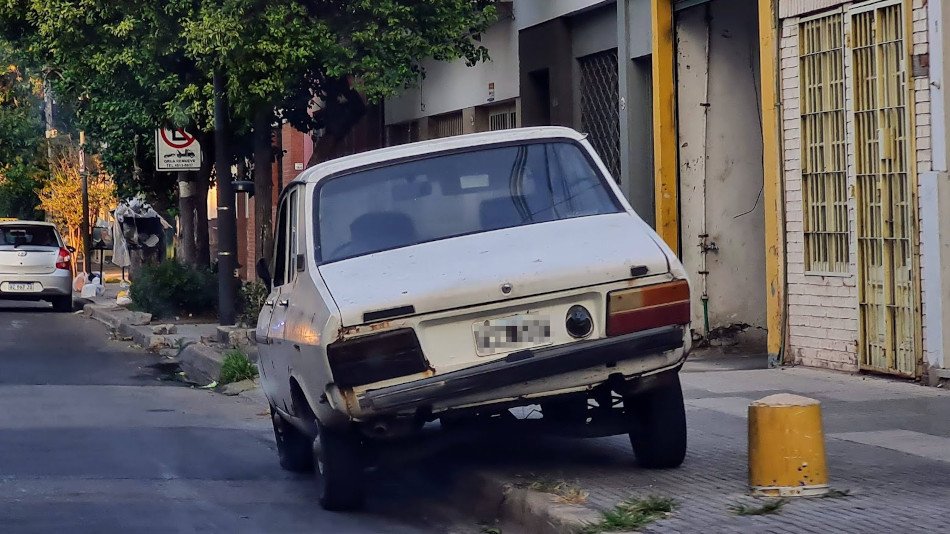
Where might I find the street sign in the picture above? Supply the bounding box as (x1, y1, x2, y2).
(155, 128, 201, 171)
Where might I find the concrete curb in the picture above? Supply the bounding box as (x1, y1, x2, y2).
(462, 471, 602, 534)
(178, 342, 226, 385)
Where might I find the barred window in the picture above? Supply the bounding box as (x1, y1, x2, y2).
(430, 111, 464, 139)
(800, 13, 849, 273)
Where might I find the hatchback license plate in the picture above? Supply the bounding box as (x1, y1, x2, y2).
(474, 314, 552, 356)
(6, 282, 35, 292)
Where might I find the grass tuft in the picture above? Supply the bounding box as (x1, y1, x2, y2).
(219, 349, 259, 384)
(526, 478, 590, 505)
(581, 496, 676, 533)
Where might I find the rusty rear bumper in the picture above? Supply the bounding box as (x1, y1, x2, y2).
(355, 325, 686, 414)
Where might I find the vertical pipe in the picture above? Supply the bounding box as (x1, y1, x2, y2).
(700, 5, 712, 339)
(214, 69, 238, 326)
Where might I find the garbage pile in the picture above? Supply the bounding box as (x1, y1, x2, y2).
(112, 195, 172, 269)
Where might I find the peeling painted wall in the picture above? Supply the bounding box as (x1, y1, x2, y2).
(675, 0, 767, 332)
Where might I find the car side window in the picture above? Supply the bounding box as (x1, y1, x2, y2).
(287, 188, 299, 284)
(273, 197, 288, 288)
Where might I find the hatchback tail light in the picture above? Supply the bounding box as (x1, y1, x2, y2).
(606, 280, 690, 337)
(327, 329, 429, 388)
(56, 248, 71, 270)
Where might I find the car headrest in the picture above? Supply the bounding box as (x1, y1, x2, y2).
(350, 212, 417, 245)
(479, 196, 529, 231)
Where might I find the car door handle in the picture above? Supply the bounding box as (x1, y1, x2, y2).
(264, 300, 275, 307)
(278, 299, 290, 307)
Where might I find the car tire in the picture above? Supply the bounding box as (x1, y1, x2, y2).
(314, 424, 365, 511)
(625, 374, 687, 469)
(52, 296, 73, 313)
(271, 409, 314, 473)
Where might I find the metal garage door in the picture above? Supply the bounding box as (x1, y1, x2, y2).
(851, 1, 920, 376)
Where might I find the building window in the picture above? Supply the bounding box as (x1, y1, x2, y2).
(431, 111, 464, 139)
(578, 49, 621, 183)
(489, 104, 518, 131)
(799, 13, 849, 273)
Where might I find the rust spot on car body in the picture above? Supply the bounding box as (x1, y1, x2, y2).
(340, 320, 396, 339)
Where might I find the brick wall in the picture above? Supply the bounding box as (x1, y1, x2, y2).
(779, 0, 932, 373)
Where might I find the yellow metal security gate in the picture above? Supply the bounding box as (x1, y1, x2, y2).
(851, 1, 920, 376)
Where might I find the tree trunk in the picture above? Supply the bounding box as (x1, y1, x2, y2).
(253, 107, 275, 270)
(195, 133, 213, 268)
(177, 171, 197, 265)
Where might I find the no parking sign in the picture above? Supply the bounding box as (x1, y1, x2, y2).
(155, 128, 202, 171)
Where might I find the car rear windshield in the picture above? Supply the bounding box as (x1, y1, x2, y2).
(0, 225, 60, 247)
(315, 140, 622, 263)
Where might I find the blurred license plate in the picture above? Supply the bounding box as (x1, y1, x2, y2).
(6, 282, 34, 292)
(474, 314, 551, 356)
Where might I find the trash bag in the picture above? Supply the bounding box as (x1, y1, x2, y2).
(80, 281, 103, 299)
(116, 288, 132, 306)
(73, 272, 88, 292)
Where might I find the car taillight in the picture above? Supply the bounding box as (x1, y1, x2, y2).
(327, 329, 429, 388)
(606, 280, 690, 337)
(56, 248, 71, 270)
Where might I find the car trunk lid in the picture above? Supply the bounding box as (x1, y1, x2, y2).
(319, 213, 669, 327)
(0, 246, 59, 274)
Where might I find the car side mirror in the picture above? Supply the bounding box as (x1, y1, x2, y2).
(256, 257, 272, 288)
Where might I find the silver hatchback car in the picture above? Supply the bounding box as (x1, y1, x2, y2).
(0, 221, 75, 312)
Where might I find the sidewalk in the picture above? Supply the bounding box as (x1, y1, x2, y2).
(77, 283, 258, 389)
(456, 353, 950, 533)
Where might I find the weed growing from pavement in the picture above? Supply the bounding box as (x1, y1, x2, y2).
(219, 350, 259, 384)
(729, 498, 788, 516)
(525, 478, 589, 505)
(581, 496, 676, 533)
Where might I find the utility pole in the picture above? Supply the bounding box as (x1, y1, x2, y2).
(78, 131, 91, 274)
(213, 68, 238, 326)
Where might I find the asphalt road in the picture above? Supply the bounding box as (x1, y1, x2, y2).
(0, 301, 473, 533)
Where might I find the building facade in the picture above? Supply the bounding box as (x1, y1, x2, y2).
(383, 0, 771, 348)
(229, 0, 950, 382)
(776, 0, 943, 380)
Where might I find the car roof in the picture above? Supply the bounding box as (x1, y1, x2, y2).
(294, 126, 588, 186)
(0, 220, 57, 227)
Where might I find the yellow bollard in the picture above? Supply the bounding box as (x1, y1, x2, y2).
(748, 393, 829, 497)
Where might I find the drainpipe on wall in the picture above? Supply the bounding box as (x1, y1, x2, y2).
(698, 4, 717, 340)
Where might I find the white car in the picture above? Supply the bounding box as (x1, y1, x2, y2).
(256, 127, 691, 510)
(0, 221, 75, 312)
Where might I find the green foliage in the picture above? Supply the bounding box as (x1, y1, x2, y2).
(219, 349, 258, 384)
(581, 496, 677, 534)
(129, 260, 217, 319)
(179, 0, 497, 133)
(5, 0, 498, 204)
(0, 38, 48, 219)
(239, 280, 268, 327)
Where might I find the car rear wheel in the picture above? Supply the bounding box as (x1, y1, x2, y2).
(271, 409, 314, 473)
(314, 423, 365, 511)
(52, 296, 73, 313)
(625, 374, 687, 469)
